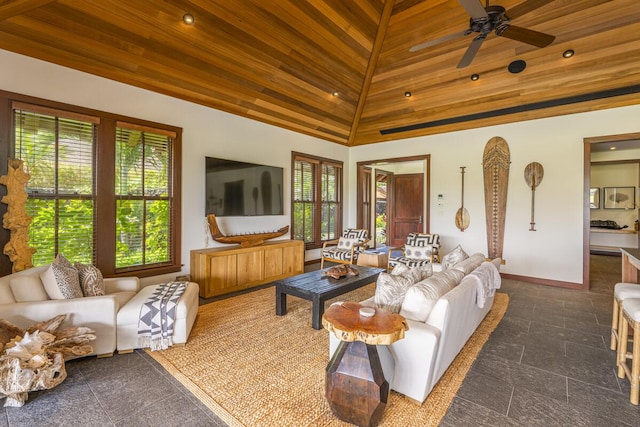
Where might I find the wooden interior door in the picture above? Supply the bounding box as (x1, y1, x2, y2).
(389, 173, 424, 247)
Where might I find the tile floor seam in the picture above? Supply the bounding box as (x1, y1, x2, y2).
(77, 365, 118, 427)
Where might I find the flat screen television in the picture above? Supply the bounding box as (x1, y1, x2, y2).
(205, 157, 284, 216)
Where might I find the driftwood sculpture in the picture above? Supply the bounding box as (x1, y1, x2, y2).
(0, 158, 36, 272)
(0, 315, 95, 407)
(207, 214, 289, 247)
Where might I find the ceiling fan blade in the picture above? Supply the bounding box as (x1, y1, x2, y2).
(457, 0, 489, 20)
(409, 30, 468, 52)
(499, 25, 555, 48)
(506, 0, 554, 20)
(457, 35, 486, 68)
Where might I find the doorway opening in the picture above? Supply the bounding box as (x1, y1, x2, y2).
(584, 132, 640, 290)
(357, 155, 430, 250)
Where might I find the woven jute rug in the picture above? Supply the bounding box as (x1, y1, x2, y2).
(146, 284, 508, 426)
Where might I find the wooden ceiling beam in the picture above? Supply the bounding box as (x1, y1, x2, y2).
(348, 0, 395, 146)
(0, 0, 55, 22)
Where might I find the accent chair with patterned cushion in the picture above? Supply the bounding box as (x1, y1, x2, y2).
(320, 228, 370, 269)
(387, 232, 441, 271)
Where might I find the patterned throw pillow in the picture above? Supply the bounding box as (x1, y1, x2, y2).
(391, 263, 432, 281)
(374, 268, 422, 313)
(400, 269, 465, 322)
(40, 259, 83, 300)
(337, 237, 359, 249)
(404, 244, 434, 260)
(55, 253, 74, 268)
(75, 262, 106, 297)
(441, 245, 469, 270)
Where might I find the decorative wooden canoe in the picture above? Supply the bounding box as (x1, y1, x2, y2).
(207, 214, 289, 248)
(482, 137, 510, 260)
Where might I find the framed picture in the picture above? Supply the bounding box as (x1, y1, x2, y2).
(603, 186, 636, 209)
(589, 188, 600, 209)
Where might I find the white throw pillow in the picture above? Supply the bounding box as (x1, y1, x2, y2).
(9, 275, 49, 302)
(75, 262, 106, 297)
(40, 262, 83, 300)
(337, 237, 359, 249)
(400, 269, 464, 322)
(374, 268, 422, 313)
(441, 245, 469, 270)
(391, 263, 432, 280)
(404, 244, 434, 260)
(451, 253, 486, 275)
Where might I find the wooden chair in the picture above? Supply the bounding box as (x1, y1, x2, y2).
(320, 229, 370, 269)
(387, 232, 440, 272)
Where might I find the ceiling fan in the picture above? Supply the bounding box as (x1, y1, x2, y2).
(410, 0, 556, 68)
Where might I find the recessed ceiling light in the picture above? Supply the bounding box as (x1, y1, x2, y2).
(404, 91, 412, 97)
(183, 13, 195, 25)
(470, 74, 479, 81)
(332, 91, 339, 97)
(563, 49, 575, 58)
(610, 146, 617, 150)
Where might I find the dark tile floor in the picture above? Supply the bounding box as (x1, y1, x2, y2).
(2, 255, 639, 426)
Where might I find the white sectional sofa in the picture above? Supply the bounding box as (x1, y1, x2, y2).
(0, 264, 199, 356)
(329, 254, 501, 403)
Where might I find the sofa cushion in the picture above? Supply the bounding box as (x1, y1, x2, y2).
(40, 262, 83, 300)
(451, 253, 486, 275)
(400, 269, 465, 322)
(374, 268, 422, 313)
(441, 245, 468, 270)
(9, 275, 49, 302)
(391, 263, 433, 281)
(75, 263, 106, 297)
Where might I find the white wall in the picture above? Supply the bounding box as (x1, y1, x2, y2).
(3, 49, 640, 285)
(348, 105, 640, 284)
(0, 50, 348, 284)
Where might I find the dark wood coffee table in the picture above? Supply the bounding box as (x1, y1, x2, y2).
(274, 265, 383, 329)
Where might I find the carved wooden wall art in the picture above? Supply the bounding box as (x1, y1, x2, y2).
(482, 137, 510, 260)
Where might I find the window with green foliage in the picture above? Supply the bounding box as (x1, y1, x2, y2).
(115, 125, 173, 269)
(292, 152, 342, 247)
(8, 96, 181, 278)
(14, 108, 97, 267)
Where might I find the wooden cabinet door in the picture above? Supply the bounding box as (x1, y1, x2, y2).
(282, 243, 304, 274)
(237, 251, 264, 286)
(209, 254, 238, 295)
(264, 247, 284, 278)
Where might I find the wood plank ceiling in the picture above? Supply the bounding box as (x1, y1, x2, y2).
(0, 0, 639, 146)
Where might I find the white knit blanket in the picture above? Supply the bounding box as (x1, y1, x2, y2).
(469, 261, 501, 308)
(137, 281, 187, 351)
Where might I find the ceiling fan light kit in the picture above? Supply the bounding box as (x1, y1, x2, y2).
(410, 0, 555, 69)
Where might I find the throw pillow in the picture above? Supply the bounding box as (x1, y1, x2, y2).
(404, 244, 434, 260)
(337, 237, 359, 249)
(451, 253, 486, 275)
(374, 268, 422, 313)
(40, 262, 83, 300)
(75, 262, 106, 297)
(9, 275, 49, 302)
(391, 263, 432, 280)
(441, 245, 469, 270)
(54, 253, 74, 269)
(400, 269, 465, 322)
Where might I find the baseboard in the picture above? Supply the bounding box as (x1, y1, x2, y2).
(500, 273, 585, 290)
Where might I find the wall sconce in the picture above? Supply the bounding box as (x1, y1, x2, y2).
(470, 74, 479, 81)
(563, 49, 575, 58)
(183, 13, 195, 25)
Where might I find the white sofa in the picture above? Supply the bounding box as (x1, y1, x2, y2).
(0, 264, 199, 356)
(329, 255, 501, 403)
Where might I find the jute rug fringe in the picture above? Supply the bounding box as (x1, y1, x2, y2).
(146, 284, 508, 426)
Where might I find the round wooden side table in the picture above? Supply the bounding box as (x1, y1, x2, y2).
(322, 301, 408, 427)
